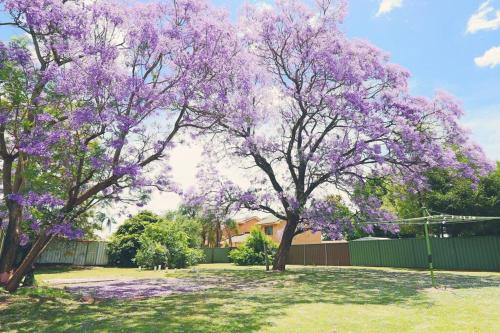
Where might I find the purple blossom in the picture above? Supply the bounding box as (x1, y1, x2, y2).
(113, 164, 140, 177)
(47, 223, 84, 240)
(36, 113, 54, 123)
(0, 220, 8, 230)
(8, 193, 24, 205)
(30, 221, 41, 232)
(24, 192, 65, 208)
(19, 233, 29, 246)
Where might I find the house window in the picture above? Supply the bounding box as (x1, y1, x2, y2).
(264, 226, 273, 236)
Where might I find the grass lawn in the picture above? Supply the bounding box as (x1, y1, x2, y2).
(1, 264, 500, 332)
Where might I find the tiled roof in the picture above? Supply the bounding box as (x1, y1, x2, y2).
(230, 233, 251, 243)
(236, 216, 259, 224)
(256, 215, 282, 225)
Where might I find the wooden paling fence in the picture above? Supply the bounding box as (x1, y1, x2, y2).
(286, 242, 351, 266)
(36, 238, 109, 266)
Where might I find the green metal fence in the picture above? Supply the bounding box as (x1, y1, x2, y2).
(202, 248, 233, 263)
(349, 236, 500, 271)
(36, 238, 109, 266)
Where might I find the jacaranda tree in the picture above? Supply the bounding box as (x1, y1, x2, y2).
(0, 0, 237, 291)
(190, 0, 493, 271)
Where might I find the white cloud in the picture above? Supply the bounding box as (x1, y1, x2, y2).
(467, 0, 500, 34)
(376, 0, 403, 17)
(255, 1, 273, 12)
(474, 46, 500, 68)
(463, 105, 500, 161)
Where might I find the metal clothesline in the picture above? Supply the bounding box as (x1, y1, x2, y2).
(357, 214, 500, 225)
(356, 209, 500, 287)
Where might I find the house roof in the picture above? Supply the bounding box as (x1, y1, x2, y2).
(353, 236, 391, 241)
(236, 216, 259, 225)
(231, 233, 251, 243)
(256, 216, 282, 225)
(321, 240, 348, 243)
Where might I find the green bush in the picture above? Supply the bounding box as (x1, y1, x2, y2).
(136, 221, 204, 269)
(107, 211, 162, 267)
(134, 239, 169, 269)
(229, 228, 277, 266)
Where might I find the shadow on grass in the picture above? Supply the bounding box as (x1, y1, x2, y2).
(1, 267, 499, 333)
(35, 264, 94, 274)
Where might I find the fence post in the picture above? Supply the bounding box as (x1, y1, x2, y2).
(424, 221, 436, 287)
(303, 244, 306, 266)
(324, 244, 328, 266)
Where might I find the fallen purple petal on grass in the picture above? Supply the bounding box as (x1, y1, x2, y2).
(56, 278, 213, 300)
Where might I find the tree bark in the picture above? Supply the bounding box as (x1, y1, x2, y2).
(272, 216, 298, 271)
(0, 154, 26, 283)
(215, 220, 221, 248)
(5, 232, 53, 293)
(0, 209, 21, 284)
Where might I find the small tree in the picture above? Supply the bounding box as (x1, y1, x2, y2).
(164, 210, 203, 248)
(137, 221, 204, 269)
(134, 238, 169, 270)
(229, 228, 277, 266)
(107, 211, 162, 267)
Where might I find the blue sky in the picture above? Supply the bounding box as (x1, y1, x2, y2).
(213, 0, 500, 160)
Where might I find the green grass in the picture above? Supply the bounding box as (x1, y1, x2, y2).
(1, 264, 500, 332)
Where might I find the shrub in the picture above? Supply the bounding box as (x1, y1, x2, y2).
(107, 211, 162, 267)
(229, 228, 277, 266)
(136, 221, 204, 269)
(164, 211, 203, 248)
(134, 239, 169, 269)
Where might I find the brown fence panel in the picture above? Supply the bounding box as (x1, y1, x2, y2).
(286, 245, 305, 265)
(326, 243, 351, 266)
(304, 244, 325, 265)
(287, 243, 351, 266)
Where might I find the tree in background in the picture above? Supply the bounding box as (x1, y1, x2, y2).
(108, 209, 204, 268)
(183, 174, 241, 248)
(135, 219, 204, 269)
(196, 0, 493, 271)
(229, 228, 277, 266)
(392, 163, 499, 237)
(0, 0, 237, 291)
(164, 210, 203, 248)
(348, 162, 500, 238)
(107, 211, 162, 267)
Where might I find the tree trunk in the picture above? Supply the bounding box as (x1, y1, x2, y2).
(5, 232, 52, 293)
(0, 210, 21, 284)
(1, 155, 25, 284)
(272, 216, 298, 271)
(215, 220, 221, 248)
